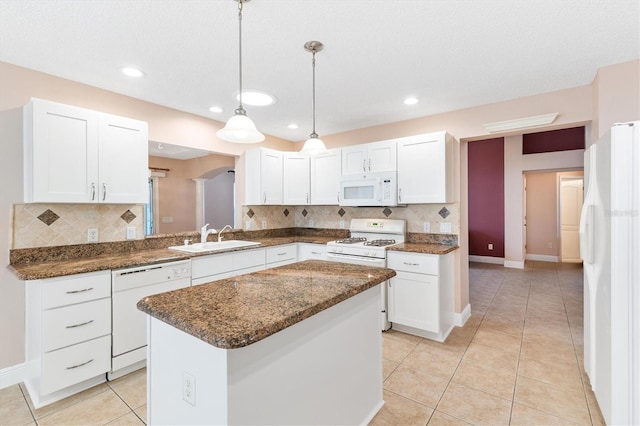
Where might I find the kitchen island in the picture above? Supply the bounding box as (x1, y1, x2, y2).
(137, 260, 396, 425)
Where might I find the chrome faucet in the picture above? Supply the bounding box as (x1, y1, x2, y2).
(200, 223, 217, 243)
(217, 225, 233, 242)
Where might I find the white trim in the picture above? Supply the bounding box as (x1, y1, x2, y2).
(0, 363, 26, 389)
(468, 255, 504, 265)
(483, 112, 559, 133)
(525, 254, 559, 262)
(453, 304, 471, 327)
(504, 260, 525, 269)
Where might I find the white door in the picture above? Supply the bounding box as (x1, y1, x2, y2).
(98, 113, 149, 203)
(367, 140, 397, 172)
(397, 135, 445, 203)
(283, 153, 310, 205)
(261, 149, 283, 204)
(310, 148, 341, 205)
(341, 145, 368, 175)
(560, 177, 584, 263)
(30, 99, 99, 203)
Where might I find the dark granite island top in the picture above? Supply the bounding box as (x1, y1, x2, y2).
(137, 259, 396, 349)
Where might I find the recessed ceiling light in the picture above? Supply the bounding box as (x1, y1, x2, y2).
(120, 67, 146, 78)
(236, 90, 276, 106)
(287, 123, 299, 129)
(209, 106, 223, 113)
(404, 97, 419, 105)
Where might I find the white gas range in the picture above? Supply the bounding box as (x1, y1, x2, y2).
(326, 218, 406, 331)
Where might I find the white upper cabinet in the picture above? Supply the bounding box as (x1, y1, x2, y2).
(244, 148, 283, 205)
(397, 131, 457, 204)
(283, 152, 310, 205)
(24, 98, 149, 204)
(341, 140, 397, 174)
(310, 148, 341, 205)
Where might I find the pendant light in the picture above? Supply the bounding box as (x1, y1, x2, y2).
(300, 41, 328, 154)
(216, 0, 265, 143)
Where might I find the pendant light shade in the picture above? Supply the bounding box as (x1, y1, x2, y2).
(216, 0, 265, 144)
(300, 41, 328, 155)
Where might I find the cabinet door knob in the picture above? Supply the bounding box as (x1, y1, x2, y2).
(362, 159, 366, 172)
(398, 187, 402, 202)
(102, 183, 107, 201)
(368, 158, 371, 171)
(91, 183, 96, 201)
(263, 192, 267, 203)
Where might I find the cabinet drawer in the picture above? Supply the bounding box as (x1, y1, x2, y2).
(233, 249, 265, 270)
(41, 335, 110, 395)
(388, 252, 438, 275)
(265, 244, 297, 264)
(191, 253, 233, 280)
(42, 298, 111, 352)
(41, 271, 111, 309)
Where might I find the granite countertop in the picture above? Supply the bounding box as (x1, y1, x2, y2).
(10, 235, 458, 280)
(137, 260, 396, 349)
(9, 236, 336, 280)
(387, 242, 458, 255)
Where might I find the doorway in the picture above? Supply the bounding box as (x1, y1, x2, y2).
(523, 170, 584, 263)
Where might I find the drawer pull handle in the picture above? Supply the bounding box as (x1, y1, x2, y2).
(311, 251, 320, 255)
(277, 252, 287, 256)
(66, 319, 94, 329)
(66, 287, 94, 294)
(403, 262, 420, 266)
(66, 359, 94, 370)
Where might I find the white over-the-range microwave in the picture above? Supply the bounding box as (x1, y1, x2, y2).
(339, 171, 398, 207)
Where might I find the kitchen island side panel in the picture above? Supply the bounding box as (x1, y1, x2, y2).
(146, 285, 383, 425)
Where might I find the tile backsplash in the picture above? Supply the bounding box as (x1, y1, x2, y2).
(12, 203, 145, 249)
(243, 204, 460, 234)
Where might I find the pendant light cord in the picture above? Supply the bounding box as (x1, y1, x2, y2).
(237, 0, 245, 114)
(310, 49, 317, 138)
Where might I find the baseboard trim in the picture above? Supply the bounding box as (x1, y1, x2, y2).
(0, 363, 26, 389)
(468, 255, 504, 265)
(504, 260, 525, 269)
(525, 254, 559, 262)
(453, 304, 471, 327)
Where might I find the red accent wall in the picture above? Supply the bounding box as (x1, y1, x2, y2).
(523, 126, 585, 154)
(468, 138, 505, 257)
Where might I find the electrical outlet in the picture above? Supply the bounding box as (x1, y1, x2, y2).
(548, 242, 553, 248)
(87, 228, 98, 243)
(423, 222, 431, 232)
(161, 216, 174, 223)
(245, 221, 252, 230)
(126, 226, 136, 240)
(488, 243, 494, 250)
(183, 371, 196, 406)
(261, 219, 267, 229)
(339, 220, 345, 229)
(439, 222, 452, 233)
(308, 219, 314, 227)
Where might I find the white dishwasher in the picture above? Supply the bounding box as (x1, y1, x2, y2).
(110, 260, 191, 380)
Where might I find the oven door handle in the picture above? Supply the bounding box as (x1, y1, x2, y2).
(326, 252, 385, 264)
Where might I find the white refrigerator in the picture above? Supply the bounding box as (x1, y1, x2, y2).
(580, 121, 639, 425)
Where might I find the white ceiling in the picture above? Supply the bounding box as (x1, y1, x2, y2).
(1, 0, 638, 147)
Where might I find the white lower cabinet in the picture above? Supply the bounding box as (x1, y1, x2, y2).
(387, 251, 454, 342)
(297, 243, 328, 261)
(25, 270, 112, 408)
(265, 244, 297, 268)
(191, 248, 266, 286)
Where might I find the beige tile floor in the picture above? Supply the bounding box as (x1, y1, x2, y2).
(371, 261, 605, 426)
(1, 261, 603, 425)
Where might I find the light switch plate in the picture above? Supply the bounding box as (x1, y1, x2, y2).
(423, 222, 430, 232)
(126, 226, 136, 240)
(439, 222, 452, 233)
(261, 219, 267, 229)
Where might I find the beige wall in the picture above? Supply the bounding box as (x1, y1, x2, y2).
(525, 172, 561, 257)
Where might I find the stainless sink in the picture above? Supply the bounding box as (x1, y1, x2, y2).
(168, 240, 261, 253)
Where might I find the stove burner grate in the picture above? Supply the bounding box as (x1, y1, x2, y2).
(365, 239, 396, 247)
(335, 237, 368, 244)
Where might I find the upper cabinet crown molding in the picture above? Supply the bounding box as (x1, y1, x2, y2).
(23, 98, 149, 204)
